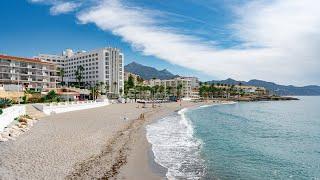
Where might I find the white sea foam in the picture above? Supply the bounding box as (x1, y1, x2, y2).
(199, 101, 237, 109)
(146, 108, 205, 180)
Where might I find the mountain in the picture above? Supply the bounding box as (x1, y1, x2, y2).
(207, 79, 320, 96)
(124, 62, 178, 80)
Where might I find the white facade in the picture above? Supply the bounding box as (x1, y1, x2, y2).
(36, 48, 124, 95)
(0, 54, 58, 89)
(147, 77, 193, 98)
(36, 54, 66, 68)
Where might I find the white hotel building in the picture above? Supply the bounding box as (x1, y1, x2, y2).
(36, 48, 124, 95)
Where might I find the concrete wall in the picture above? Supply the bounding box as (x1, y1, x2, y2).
(33, 100, 109, 115)
(0, 105, 26, 132)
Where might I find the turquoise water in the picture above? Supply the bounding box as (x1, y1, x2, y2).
(186, 97, 320, 179)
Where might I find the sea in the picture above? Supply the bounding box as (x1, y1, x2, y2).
(146, 96, 320, 180)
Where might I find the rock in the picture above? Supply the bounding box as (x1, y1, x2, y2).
(1, 132, 10, 139)
(0, 135, 8, 142)
(11, 126, 20, 130)
(20, 122, 27, 126)
(19, 117, 28, 123)
(6, 136, 16, 141)
(19, 128, 27, 132)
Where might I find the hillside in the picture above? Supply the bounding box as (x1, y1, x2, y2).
(207, 79, 320, 96)
(124, 62, 178, 80)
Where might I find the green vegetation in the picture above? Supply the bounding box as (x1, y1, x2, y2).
(42, 90, 61, 103)
(199, 83, 243, 99)
(57, 67, 65, 86)
(75, 65, 84, 88)
(0, 98, 13, 108)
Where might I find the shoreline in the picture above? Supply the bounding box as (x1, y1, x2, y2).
(118, 101, 227, 179)
(0, 101, 211, 179)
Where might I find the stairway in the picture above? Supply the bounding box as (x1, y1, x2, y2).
(25, 104, 47, 119)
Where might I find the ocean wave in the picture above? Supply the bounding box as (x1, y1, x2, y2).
(146, 108, 205, 179)
(198, 101, 237, 109)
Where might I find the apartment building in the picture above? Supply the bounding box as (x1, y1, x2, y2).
(147, 77, 198, 98)
(0, 54, 58, 90)
(124, 72, 141, 85)
(36, 47, 124, 95)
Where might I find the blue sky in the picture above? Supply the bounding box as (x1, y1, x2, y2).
(1, 0, 319, 85)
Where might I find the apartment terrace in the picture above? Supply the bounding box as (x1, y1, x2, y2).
(0, 54, 59, 89)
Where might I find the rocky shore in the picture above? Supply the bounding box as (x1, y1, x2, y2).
(0, 115, 38, 142)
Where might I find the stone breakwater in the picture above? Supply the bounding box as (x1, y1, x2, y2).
(0, 116, 38, 142)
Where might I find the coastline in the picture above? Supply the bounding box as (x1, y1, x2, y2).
(0, 101, 210, 179)
(119, 101, 232, 179)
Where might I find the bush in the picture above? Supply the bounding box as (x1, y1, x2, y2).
(0, 98, 13, 108)
(43, 90, 61, 103)
(0, 109, 3, 115)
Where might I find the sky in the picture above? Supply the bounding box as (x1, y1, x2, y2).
(0, 0, 319, 86)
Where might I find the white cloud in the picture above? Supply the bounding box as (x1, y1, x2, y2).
(30, 0, 320, 85)
(77, 0, 320, 85)
(50, 2, 80, 15)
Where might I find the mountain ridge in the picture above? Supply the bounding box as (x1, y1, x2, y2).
(124, 61, 178, 80)
(124, 62, 320, 96)
(207, 79, 320, 96)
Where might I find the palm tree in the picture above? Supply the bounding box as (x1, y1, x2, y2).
(137, 76, 144, 85)
(119, 88, 123, 97)
(151, 85, 159, 108)
(159, 85, 165, 100)
(75, 65, 84, 88)
(57, 67, 65, 86)
(105, 83, 110, 97)
(90, 84, 100, 100)
(176, 83, 183, 106)
(113, 81, 117, 96)
(99, 81, 105, 94)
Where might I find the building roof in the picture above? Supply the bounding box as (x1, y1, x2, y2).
(0, 54, 56, 66)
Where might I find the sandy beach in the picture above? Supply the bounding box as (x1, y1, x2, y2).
(0, 101, 206, 179)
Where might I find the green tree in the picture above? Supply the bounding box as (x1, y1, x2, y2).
(57, 67, 65, 86)
(119, 88, 123, 97)
(127, 74, 135, 88)
(159, 85, 165, 99)
(75, 65, 84, 88)
(43, 90, 60, 102)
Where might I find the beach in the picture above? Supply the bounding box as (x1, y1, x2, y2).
(0, 101, 205, 179)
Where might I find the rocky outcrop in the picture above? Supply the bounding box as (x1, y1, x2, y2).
(0, 115, 38, 142)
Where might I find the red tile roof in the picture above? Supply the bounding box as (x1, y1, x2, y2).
(0, 54, 56, 66)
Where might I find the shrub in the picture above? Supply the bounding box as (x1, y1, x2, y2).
(43, 90, 61, 103)
(0, 109, 3, 115)
(0, 98, 13, 108)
